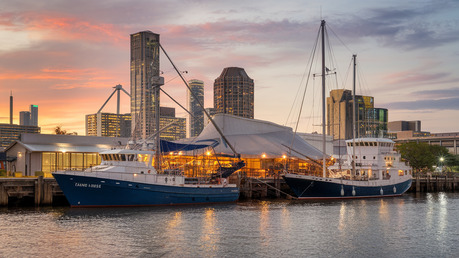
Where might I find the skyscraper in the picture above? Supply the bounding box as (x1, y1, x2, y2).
(130, 31, 162, 140)
(214, 67, 254, 119)
(30, 105, 38, 126)
(19, 105, 38, 126)
(187, 79, 204, 138)
(19, 111, 31, 126)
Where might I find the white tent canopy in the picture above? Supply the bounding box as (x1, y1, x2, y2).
(188, 114, 325, 160)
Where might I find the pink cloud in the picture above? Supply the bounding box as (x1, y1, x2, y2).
(3, 12, 129, 46)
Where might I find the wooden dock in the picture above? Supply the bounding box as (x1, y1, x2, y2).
(0, 177, 64, 206)
(410, 176, 458, 192)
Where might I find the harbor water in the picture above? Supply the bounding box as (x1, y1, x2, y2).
(1, 192, 458, 257)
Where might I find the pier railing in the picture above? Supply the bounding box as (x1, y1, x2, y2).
(410, 175, 458, 192)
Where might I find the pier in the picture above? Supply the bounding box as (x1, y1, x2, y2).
(0, 177, 64, 206)
(411, 175, 458, 192)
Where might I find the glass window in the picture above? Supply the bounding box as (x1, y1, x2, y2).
(42, 152, 52, 173)
(71, 153, 84, 170)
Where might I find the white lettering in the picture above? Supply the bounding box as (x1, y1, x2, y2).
(74, 183, 101, 188)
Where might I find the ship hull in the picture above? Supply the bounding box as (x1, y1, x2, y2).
(283, 174, 412, 199)
(53, 173, 239, 207)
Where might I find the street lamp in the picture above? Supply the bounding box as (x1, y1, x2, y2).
(439, 157, 445, 172)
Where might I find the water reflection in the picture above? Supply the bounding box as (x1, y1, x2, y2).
(338, 202, 346, 231)
(200, 208, 219, 256)
(280, 206, 290, 231)
(1, 194, 458, 257)
(438, 192, 447, 233)
(259, 200, 270, 247)
(378, 199, 389, 222)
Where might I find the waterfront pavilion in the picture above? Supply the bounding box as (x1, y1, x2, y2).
(4, 133, 128, 177)
(168, 114, 327, 178)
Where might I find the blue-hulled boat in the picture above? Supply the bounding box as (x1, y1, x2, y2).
(53, 148, 242, 207)
(283, 138, 412, 199)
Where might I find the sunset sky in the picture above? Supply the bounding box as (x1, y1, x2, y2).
(1, 0, 458, 135)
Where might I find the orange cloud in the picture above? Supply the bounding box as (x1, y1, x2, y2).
(9, 12, 128, 46)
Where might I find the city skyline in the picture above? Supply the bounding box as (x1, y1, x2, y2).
(0, 0, 458, 135)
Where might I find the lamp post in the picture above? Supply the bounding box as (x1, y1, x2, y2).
(439, 157, 445, 172)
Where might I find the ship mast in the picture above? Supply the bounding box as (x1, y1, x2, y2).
(352, 54, 357, 178)
(321, 20, 326, 178)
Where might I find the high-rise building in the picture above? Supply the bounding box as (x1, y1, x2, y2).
(18, 105, 38, 126)
(130, 31, 162, 140)
(214, 67, 254, 119)
(86, 107, 185, 140)
(159, 114, 186, 141)
(19, 111, 31, 126)
(86, 113, 132, 137)
(327, 89, 387, 140)
(30, 105, 38, 126)
(187, 79, 204, 138)
(0, 124, 40, 150)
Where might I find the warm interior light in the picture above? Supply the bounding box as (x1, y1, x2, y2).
(206, 151, 211, 156)
(282, 155, 287, 159)
(262, 153, 266, 158)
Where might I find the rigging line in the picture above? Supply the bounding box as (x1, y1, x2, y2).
(327, 24, 354, 55)
(159, 43, 241, 160)
(324, 26, 342, 91)
(298, 181, 314, 197)
(281, 144, 324, 168)
(284, 26, 321, 127)
(341, 58, 353, 90)
(159, 88, 194, 118)
(356, 60, 371, 97)
(251, 177, 297, 199)
(289, 25, 322, 151)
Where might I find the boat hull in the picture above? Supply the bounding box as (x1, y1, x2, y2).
(53, 173, 239, 207)
(283, 174, 412, 199)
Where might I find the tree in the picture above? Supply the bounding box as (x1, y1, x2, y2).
(444, 154, 459, 172)
(396, 142, 450, 174)
(55, 125, 67, 135)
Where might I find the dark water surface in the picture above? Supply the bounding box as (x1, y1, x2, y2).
(1, 192, 458, 257)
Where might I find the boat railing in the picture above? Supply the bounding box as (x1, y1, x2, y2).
(382, 174, 391, 180)
(58, 170, 186, 185)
